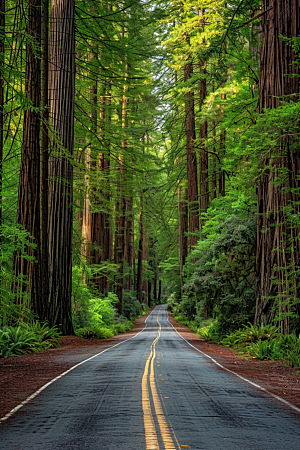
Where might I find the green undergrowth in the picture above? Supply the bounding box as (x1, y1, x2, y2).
(72, 269, 149, 340)
(177, 317, 300, 368)
(75, 317, 136, 340)
(0, 321, 61, 358)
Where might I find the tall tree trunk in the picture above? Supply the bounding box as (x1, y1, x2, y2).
(255, 0, 300, 333)
(143, 233, 149, 306)
(137, 196, 143, 303)
(48, 0, 75, 334)
(114, 158, 125, 313)
(15, 0, 42, 316)
(199, 60, 208, 216)
(41, 0, 49, 312)
(184, 56, 199, 249)
(211, 122, 217, 201)
(158, 279, 162, 304)
(178, 185, 188, 297)
(219, 93, 226, 197)
(0, 0, 4, 236)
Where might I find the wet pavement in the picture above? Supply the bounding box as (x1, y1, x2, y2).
(1, 305, 300, 449)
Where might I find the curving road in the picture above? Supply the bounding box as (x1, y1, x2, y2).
(1, 305, 300, 449)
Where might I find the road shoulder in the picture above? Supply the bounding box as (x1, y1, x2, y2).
(168, 313, 300, 414)
(0, 312, 151, 418)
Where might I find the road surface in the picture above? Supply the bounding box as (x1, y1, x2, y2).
(1, 305, 300, 449)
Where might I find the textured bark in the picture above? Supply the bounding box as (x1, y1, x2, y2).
(0, 0, 4, 235)
(255, 0, 300, 333)
(219, 93, 226, 197)
(48, 0, 75, 334)
(114, 159, 125, 313)
(153, 269, 157, 304)
(15, 0, 42, 315)
(142, 236, 149, 306)
(211, 122, 217, 201)
(122, 84, 133, 291)
(178, 186, 188, 296)
(199, 61, 209, 215)
(41, 0, 49, 313)
(158, 279, 162, 304)
(184, 58, 199, 249)
(137, 198, 143, 303)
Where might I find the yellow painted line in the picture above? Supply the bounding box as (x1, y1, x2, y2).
(142, 347, 160, 450)
(142, 307, 180, 450)
(148, 312, 178, 450)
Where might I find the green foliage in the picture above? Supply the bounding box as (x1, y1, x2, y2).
(221, 324, 300, 367)
(0, 322, 61, 358)
(0, 225, 37, 327)
(76, 327, 115, 340)
(222, 323, 280, 347)
(197, 322, 220, 343)
(122, 290, 143, 319)
(173, 210, 256, 338)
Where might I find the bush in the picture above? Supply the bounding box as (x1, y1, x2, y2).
(0, 322, 61, 358)
(114, 318, 135, 334)
(122, 290, 143, 319)
(76, 326, 115, 339)
(220, 324, 300, 366)
(197, 321, 219, 341)
(221, 323, 280, 347)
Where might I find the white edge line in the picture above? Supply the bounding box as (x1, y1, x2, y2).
(0, 309, 155, 423)
(166, 311, 300, 415)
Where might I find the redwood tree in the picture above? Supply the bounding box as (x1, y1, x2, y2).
(15, 0, 42, 316)
(255, 0, 300, 333)
(184, 54, 199, 249)
(48, 0, 75, 334)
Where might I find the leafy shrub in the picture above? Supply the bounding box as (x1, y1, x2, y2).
(21, 321, 61, 346)
(222, 323, 280, 347)
(175, 214, 256, 339)
(0, 322, 61, 358)
(197, 321, 220, 342)
(114, 319, 135, 334)
(122, 290, 143, 319)
(245, 339, 283, 360)
(220, 323, 300, 366)
(173, 314, 190, 327)
(76, 326, 115, 339)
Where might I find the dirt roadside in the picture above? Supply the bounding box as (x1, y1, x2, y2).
(1, 310, 300, 419)
(0, 313, 149, 419)
(168, 314, 300, 414)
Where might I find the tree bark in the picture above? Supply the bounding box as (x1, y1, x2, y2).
(255, 0, 300, 333)
(48, 0, 75, 334)
(15, 0, 42, 316)
(0, 0, 4, 235)
(219, 93, 226, 197)
(178, 185, 188, 297)
(137, 196, 143, 303)
(211, 122, 217, 200)
(199, 60, 208, 215)
(184, 57, 199, 249)
(41, 0, 49, 314)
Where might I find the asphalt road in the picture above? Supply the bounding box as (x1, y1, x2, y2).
(1, 305, 300, 450)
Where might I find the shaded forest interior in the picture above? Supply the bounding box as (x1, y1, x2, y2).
(1, 0, 300, 348)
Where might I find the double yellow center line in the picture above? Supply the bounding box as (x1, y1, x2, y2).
(142, 308, 179, 450)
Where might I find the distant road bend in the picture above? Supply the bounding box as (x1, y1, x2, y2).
(1, 305, 300, 449)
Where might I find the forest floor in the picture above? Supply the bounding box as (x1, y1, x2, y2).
(1, 310, 300, 420)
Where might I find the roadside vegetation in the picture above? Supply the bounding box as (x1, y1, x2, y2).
(0, 270, 149, 358)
